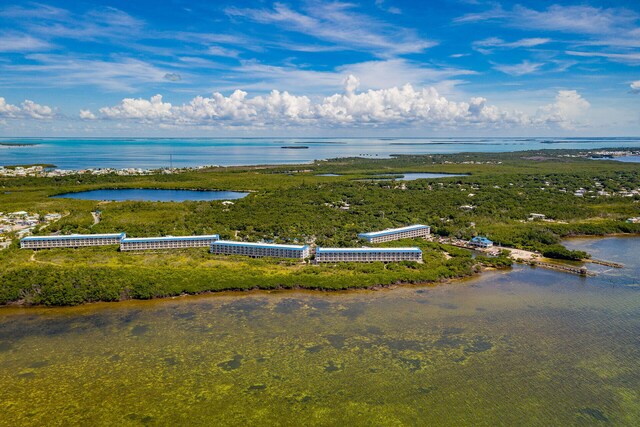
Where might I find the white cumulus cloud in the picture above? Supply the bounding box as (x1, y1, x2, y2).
(79, 109, 96, 120)
(89, 78, 589, 131)
(535, 90, 590, 129)
(630, 80, 640, 93)
(0, 97, 54, 119)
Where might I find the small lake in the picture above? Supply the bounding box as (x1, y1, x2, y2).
(372, 173, 468, 181)
(51, 189, 249, 202)
(591, 155, 640, 163)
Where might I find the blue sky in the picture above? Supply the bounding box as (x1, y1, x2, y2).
(0, 0, 639, 136)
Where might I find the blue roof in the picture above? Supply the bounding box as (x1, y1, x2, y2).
(316, 247, 422, 253)
(358, 224, 430, 239)
(122, 235, 219, 243)
(22, 233, 126, 241)
(471, 237, 493, 244)
(212, 240, 309, 250)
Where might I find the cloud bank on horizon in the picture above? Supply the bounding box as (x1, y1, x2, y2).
(0, 0, 638, 135)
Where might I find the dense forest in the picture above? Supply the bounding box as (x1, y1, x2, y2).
(1, 148, 638, 305)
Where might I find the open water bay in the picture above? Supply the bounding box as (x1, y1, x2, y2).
(2, 136, 640, 169)
(0, 237, 638, 425)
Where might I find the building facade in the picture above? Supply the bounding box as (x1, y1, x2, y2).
(120, 235, 220, 251)
(469, 236, 493, 248)
(20, 233, 126, 249)
(315, 247, 422, 263)
(358, 224, 431, 243)
(211, 240, 310, 259)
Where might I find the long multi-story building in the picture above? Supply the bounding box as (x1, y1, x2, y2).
(358, 224, 430, 243)
(210, 240, 310, 259)
(20, 233, 126, 249)
(120, 235, 220, 251)
(315, 247, 423, 263)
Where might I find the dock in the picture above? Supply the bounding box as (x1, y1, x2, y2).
(532, 261, 596, 276)
(585, 258, 624, 268)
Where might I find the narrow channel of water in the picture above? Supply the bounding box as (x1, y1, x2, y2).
(0, 237, 638, 425)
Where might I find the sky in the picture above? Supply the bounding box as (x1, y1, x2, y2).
(0, 0, 639, 137)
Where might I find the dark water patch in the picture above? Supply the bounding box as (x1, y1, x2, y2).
(398, 357, 423, 372)
(306, 299, 333, 311)
(130, 325, 150, 336)
(17, 371, 36, 379)
(274, 298, 304, 314)
(118, 309, 142, 325)
(218, 355, 243, 371)
(305, 344, 324, 354)
(0, 341, 12, 352)
(464, 337, 493, 354)
(219, 298, 269, 317)
(125, 413, 155, 425)
(287, 392, 313, 404)
(83, 313, 114, 329)
(172, 310, 196, 321)
(475, 307, 487, 312)
(0, 317, 72, 342)
(365, 325, 384, 336)
(577, 407, 609, 422)
(438, 303, 459, 310)
(247, 384, 267, 392)
(415, 289, 429, 294)
(28, 360, 50, 369)
(434, 334, 465, 348)
(338, 302, 367, 320)
(256, 356, 267, 363)
(325, 334, 347, 349)
(108, 354, 122, 362)
(324, 361, 343, 373)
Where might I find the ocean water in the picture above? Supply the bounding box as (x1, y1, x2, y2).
(1, 137, 640, 169)
(0, 236, 638, 425)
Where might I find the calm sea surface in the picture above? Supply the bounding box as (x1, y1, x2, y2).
(1, 137, 640, 169)
(0, 236, 638, 425)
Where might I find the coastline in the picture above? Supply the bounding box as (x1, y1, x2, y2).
(2, 233, 637, 309)
(2, 148, 638, 307)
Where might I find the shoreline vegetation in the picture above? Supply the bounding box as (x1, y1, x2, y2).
(1, 148, 639, 306)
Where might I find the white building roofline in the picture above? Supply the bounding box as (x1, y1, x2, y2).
(212, 240, 309, 250)
(358, 224, 430, 238)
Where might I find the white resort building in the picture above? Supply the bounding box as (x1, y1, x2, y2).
(358, 224, 431, 243)
(20, 233, 126, 249)
(315, 247, 423, 263)
(210, 240, 310, 260)
(120, 235, 220, 251)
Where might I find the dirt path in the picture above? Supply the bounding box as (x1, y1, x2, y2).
(91, 211, 101, 226)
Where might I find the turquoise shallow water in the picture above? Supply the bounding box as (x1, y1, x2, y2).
(0, 237, 638, 425)
(1, 137, 639, 169)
